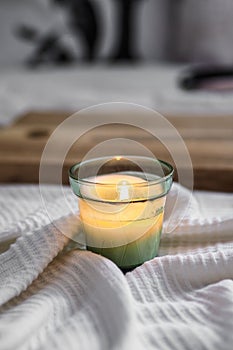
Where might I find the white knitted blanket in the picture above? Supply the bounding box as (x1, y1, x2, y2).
(0, 184, 233, 350)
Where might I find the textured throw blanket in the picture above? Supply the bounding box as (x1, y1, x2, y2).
(0, 184, 233, 350)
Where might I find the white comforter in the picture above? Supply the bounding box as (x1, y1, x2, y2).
(1, 64, 233, 126)
(0, 183, 233, 350)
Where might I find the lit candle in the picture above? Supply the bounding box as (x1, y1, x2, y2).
(79, 174, 165, 269)
(69, 156, 173, 270)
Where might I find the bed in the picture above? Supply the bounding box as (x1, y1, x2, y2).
(0, 63, 233, 350)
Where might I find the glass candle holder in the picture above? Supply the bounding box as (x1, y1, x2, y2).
(69, 156, 173, 271)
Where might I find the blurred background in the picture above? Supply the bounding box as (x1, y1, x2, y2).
(0, 0, 232, 190)
(1, 0, 233, 119)
(3, 0, 233, 65)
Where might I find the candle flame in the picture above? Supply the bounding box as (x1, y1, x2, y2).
(118, 180, 129, 200)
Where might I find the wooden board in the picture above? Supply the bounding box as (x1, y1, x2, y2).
(0, 111, 232, 192)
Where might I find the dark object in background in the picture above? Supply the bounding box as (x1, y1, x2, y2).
(14, 0, 154, 65)
(112, 0, 143, 61)
(179, 66, 233, 92)
(16, 0, 100, 66)
(53, 0, 100, 61)
(15, 25, 74, 66)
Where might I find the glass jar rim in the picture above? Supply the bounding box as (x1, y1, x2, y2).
(69, 156, 174, 187)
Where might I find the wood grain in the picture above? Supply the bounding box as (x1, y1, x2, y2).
(0, 111, 232, 191)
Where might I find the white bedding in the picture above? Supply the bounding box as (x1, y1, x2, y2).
(0, 183, 233, 350)
(1, 64, 233, 126)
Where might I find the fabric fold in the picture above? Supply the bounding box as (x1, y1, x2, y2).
(0, 183, 233, 350)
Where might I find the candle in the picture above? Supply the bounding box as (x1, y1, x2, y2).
(69, 157, 173, 270)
